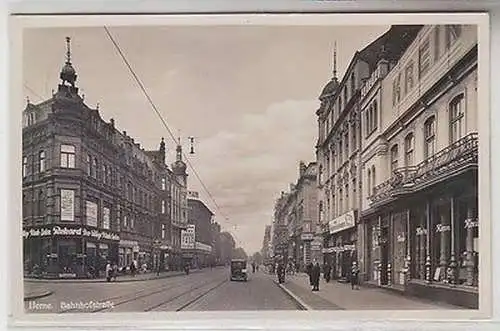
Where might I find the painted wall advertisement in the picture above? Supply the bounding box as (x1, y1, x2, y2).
(60, 189, 75, 221)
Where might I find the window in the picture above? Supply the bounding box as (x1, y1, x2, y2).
(404, 133, 415, 166)
(405, 62, 414, 95)
(390, 145, 399, 172)
(344, 131, 349, 156)
(130, 217, 134, 229)
(60, 145, 76, 168)
(339, 96, 343, 112)
(345, 184, 349, 211)
(365, 109, 370, 136)
(367, 169, 371, 198)
(424, 116, 436, 158)
(161, 224, 166, 239)
(85, 200, 98, 227)
(350, 72, 356, 96)
(102, 207, 110, 230)
(92, 158, 97, 178)
(445, 25, 462, 49)
(38, 151, 46, 173)
(86, 154, 92, 176)
(372, 101, 378, 131)
(162, 200, 166, 214)
(450, 94, 465, 143)
(23, 156, 28, 178)
(392, 73, 401, 105)
(338, 139, 343, 163)
(123, 215, 128, 228)
(371, 166, 376, 195)
(344, 88, 348, 107)
(37, 190, 44, 216)
(419, 38, 431, 78)
(434, 26, 441, 60)
(162, 178, 166, 190)
(351, 124, 357, 151)
(352, 178, 357, 209)
(103, 164, 107, 184)
(339, 189, 343, 214)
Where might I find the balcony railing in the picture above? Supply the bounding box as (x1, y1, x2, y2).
(369, 133, 478, 205)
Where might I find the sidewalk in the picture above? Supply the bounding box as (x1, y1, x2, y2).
(277, 273, 462, 310)
(24, 269, 197, 284)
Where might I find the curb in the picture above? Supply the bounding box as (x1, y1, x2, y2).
(273, 279, 312, 311)
(24, 290, 53, 301)
(24, 270, 197, 284)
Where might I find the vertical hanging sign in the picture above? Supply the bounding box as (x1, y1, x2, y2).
(60, 189, 75, 221)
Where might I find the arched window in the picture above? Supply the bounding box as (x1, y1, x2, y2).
(373, 100, 378, 131)
(92, 158, 98, 178)
(22, 156, 28, 178)
(449, 94, 465, 143)
(390, 144, 399, 172)
(424, 116, 436, 158)
(404, 133, 415, 166)
(39, 151, 46, 172)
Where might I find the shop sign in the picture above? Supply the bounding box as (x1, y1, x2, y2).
(416, 227, 427, 236)
(465, 218, 479, 229)
(301, 233, 314, 241)
(329, 211, 355, 234)
(23, 226, 120, 241)
(435, 224, 451, 233)
(195, 242, 212, 253)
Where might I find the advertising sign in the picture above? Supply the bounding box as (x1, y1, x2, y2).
(22, 225, 120, 241)
(181, 224, 195, 250)
(60, 189, 75, 221)
(329, 210, 356, 234)
(86, 201, 98, 227)
(102, 207, 110, 230)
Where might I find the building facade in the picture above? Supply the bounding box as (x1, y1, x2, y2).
(271, 192, 289, 263)
(359, 25, 478, 308)
(316, 26, 422, 281)
(22, 38, 188, 278)
(261, 225, 272, 264)
(187, 191, 215, 267)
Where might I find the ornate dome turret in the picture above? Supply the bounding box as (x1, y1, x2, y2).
(172, 138, 187, 175)
(59, 37, 77, 87)
(319, 41, 340, 99)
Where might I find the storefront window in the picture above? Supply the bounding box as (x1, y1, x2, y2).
(58, 240, 77, 273)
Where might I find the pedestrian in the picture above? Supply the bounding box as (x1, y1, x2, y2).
(324, 263, 331, 283)
(351, 261, 360, 290)
(105, 261, 112, 282)
(130, 261, 136, 277)
(306, 262, 313, 286)
(276, 262, 285, 284)
(311, 260, 321, 291)
(112, 262, 118, 281)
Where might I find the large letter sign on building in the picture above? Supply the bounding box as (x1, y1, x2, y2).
(329, 211, 356, 234)
(181, 224, 195, 249)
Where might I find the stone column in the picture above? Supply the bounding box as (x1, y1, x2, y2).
(438, 207, 451, 281)
(425, 201, 432, 284)
(465, 206, 475, 286)
(405, 208, 411, 284)
(448, 196, 458, 284)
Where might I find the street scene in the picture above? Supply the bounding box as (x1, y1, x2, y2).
(21, 22, 479, 312)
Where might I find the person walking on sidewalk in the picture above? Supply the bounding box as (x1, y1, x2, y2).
(306, 262, 313, 286)
(351, 261, 360, 290)
(105, 261, 113, 282)
(324, 263, 331, 283)
(311, 260, 321, 291)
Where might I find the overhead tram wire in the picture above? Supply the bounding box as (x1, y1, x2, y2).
(23, 83, 45, 102)
(103, 26, 240, 236)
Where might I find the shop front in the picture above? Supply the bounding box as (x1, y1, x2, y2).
(325, 210, 357, 281)
(118, 239, 139, 271)
(23, 225, 120, 279)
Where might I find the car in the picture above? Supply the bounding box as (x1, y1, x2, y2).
(230, 259, 248, 282)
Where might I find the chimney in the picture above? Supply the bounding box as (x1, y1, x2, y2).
(110, 118, 115, 127)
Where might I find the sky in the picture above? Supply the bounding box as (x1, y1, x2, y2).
(22, 24, 389, 254)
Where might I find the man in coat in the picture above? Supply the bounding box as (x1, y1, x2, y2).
(324, 263, 332, 283)
(311, 260, 321, 291)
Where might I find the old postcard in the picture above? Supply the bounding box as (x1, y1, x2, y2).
(7, 12, 491, 327)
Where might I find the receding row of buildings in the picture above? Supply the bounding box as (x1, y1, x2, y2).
(22, 37, 224, 278)
(269, 24, 479, 308)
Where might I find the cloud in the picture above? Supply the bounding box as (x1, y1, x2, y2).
(187, 99, 318, 253)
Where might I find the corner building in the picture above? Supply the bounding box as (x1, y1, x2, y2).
(316, 26, 421, 281)
(359, 25, 478, 308)
(22, 38, 188, 278)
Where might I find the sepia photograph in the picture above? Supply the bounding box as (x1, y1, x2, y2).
(8, 13, 490, 323)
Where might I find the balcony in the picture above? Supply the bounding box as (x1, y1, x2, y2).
(369, 133, 478, 205)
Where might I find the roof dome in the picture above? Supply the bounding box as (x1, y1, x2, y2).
(319, 77, 339, 98)
(60, 63, 77, 85)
